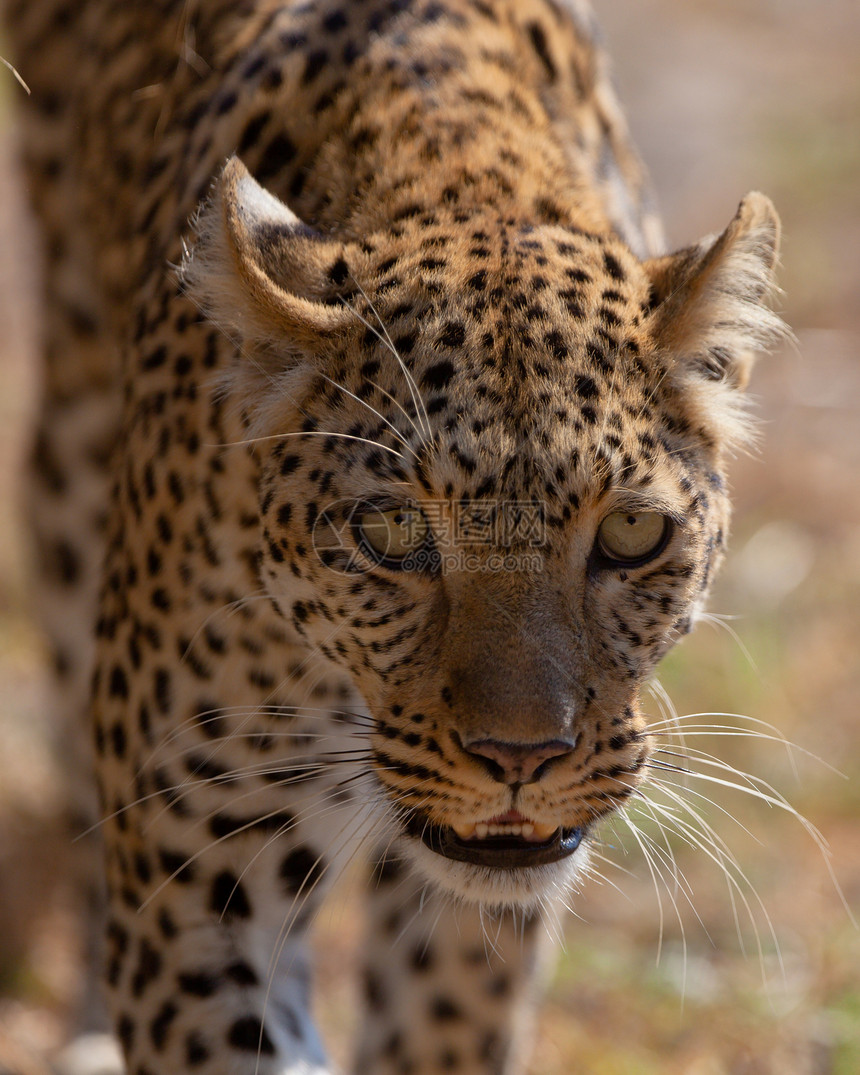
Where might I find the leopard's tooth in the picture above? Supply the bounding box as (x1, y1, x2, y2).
(451, 821, 477, 840)
(452, 819, 559, 842)
(529, 821, 558, 841)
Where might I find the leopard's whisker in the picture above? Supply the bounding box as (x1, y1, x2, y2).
(208, 428, 408, 459)
(140, 620, 362, 817)
(696, 610, 759, 672)
(176, 588, 271, 663)
(315, 368, 420, 461)
(139, 705, 373, 768)
(137, 773, 376, 913)
(342, 282, 432, 442)
(368, 378, 427, 446)
(257, 793, 391, 1074)
(79, 745, 369, 839)
(635, 789, 780, 982)
(616, 809, 687, 968)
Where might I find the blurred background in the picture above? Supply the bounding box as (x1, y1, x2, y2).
(1, 0, 858, 1072)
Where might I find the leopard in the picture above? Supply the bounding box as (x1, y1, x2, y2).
(6, 0, 784, 1072)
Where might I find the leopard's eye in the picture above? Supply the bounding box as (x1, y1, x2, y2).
(355, 505, 430, 568)
(597, 511, 670, 566)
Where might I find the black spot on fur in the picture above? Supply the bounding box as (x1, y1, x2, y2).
(215, 91, 238, 116)
(422, 360, 456, 391)
(51, 538, 81, 584)
(603, 251, 626, 281)
(328, 257, 350, 286)
(117, 1014, 135, 1053)
(302, 49, 328, 84)
(109, 664, 129, 699)
(210, 871, 252, 919)
(227, 1016, 275, 1055)
(226, 960, 259, 986)
(467, 270, 487, 291)
(432, 997, 463, 1021)
(437, 321, 466, 348)
(158, 849, 195, 883)
(526, 22, 556, 81)
(186, 1033, 210, 1066)
(150, 1001, 178, 1050)
(280, 846, 324, 891)
(394, 331, 416, 354)
(575, 374, 599, 399)
(544, 330, 568, 359)
(178, 971, 218, 997)
(256, 134, 298, 182)
(323, 9, 348, 32)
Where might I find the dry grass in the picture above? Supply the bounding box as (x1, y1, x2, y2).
(1, 1, 859, 1072)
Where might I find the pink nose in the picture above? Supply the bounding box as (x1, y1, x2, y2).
(461, 738, 577, 785)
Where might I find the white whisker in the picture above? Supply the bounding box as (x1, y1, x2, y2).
(207, 428, 408, 458)
(315, 369, 420, 460)
(339, 286, 431, 441)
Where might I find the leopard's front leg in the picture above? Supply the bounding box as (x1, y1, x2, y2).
(356, 860, 553, 1075)
(97, 728, 372, 1075)
(92, 596, 368, 1075)
(102, 829, 335, 1074)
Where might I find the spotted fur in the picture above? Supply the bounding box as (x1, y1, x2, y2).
(8, 0, 782, 1072)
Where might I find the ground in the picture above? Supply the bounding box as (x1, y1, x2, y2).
(1, 1, 859, 1072)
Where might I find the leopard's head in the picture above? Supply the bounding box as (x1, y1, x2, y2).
(182, 157, 782, 906)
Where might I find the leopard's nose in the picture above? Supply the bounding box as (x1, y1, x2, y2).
(459, 736, 577, 785)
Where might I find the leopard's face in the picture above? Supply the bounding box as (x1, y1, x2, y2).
(183, 158, 778, 906)
(237, 217, 732, 905)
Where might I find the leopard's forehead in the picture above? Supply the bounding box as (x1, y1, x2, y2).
(354, 216, 654, 346)
(316, 219, 688, 508)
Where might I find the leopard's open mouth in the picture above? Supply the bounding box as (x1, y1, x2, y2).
(404, 810, 585, 869)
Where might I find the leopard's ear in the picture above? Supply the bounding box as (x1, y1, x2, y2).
(180, 156, 354, 352)
(643, 193, 785, 447)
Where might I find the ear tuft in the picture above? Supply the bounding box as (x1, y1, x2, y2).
(179, 156, 352, 349)
(644, 192, 787, 449)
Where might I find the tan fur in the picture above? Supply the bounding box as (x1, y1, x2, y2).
(7, 1, 784, 1072)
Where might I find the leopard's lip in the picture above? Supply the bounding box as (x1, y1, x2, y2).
(404, 810, 585, 869)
